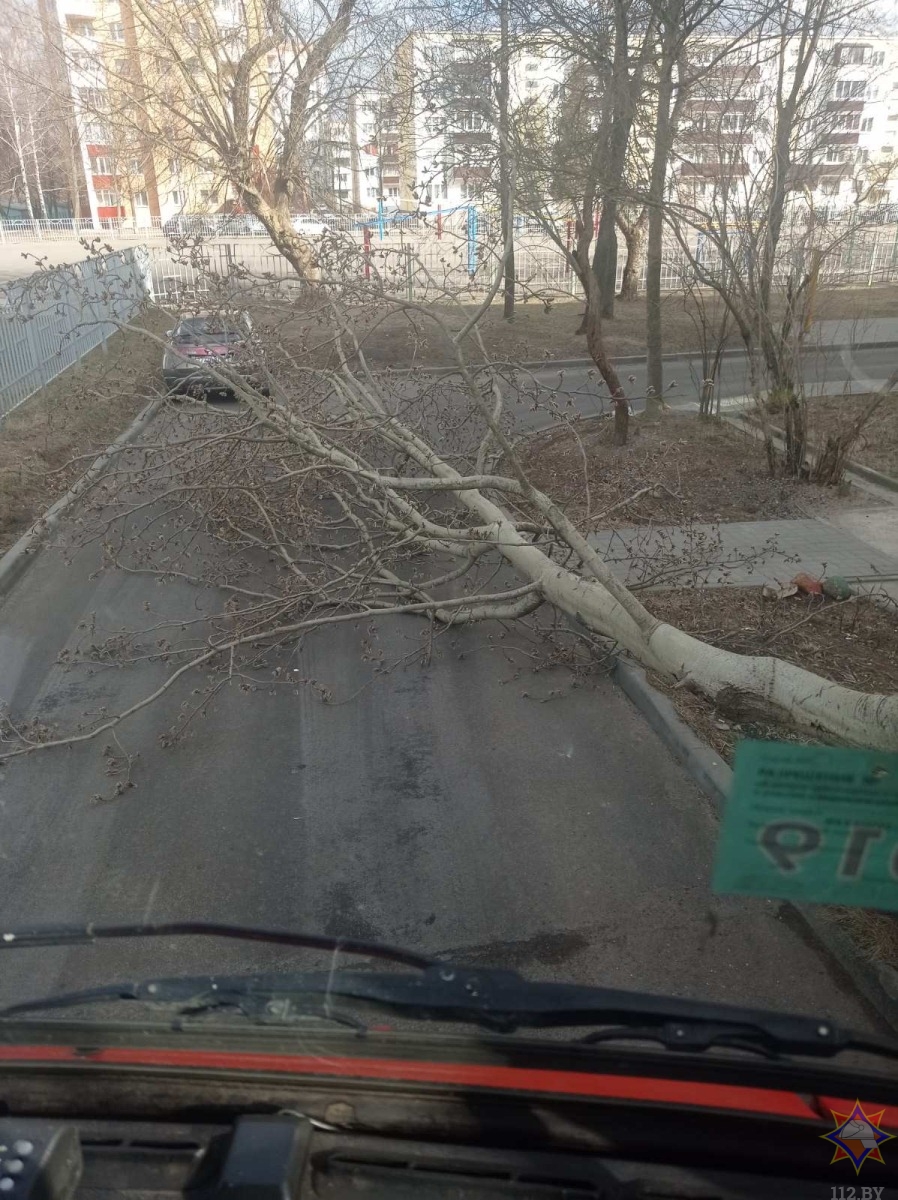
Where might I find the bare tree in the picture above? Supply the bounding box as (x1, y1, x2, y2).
(0, 6, 73, 219)
(665, 2, 894, 474)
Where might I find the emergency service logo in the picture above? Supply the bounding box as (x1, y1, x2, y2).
(820, 1100, 895, 1174)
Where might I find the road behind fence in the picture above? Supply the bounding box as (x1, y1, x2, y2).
(0, 247, 149, 419)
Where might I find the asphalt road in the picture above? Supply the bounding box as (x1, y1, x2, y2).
(512, 343, 896, 427)
(0, 404, 883, 1038)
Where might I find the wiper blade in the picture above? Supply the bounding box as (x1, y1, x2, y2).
(3, 962, 898, 1066)
(0, 922, 435, 971)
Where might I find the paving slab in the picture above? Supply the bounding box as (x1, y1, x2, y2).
(588, 517, 898, 587)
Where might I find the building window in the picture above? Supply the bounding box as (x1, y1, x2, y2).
(386, 186, 399, 197)
(129, 157, 141, 172)
(526, 79, 538, 89)
(824, 146, 849, 163)
(84, 122, 107, 141)
(90, 155, 111, 175)
(95, 189, 120, 206)
(170, 189, 185, 205)
(861, 117, 874, 131)
(67, 18, 94, 37)
(107, 21, 125, 42)
(366, 185, 378, 197)
(458, 111, 484, 131)
(169, 158, 181, 177)
(525, 61, 537, 72)
(720, 112, 748, 131)
(186, 21, 201, 40)
(835, 80, 866, 99)
(133, 190, 148, 207)
(78, 86, 107, 110)
(820, 179, 841, 195)
(835, 112, 861, 131)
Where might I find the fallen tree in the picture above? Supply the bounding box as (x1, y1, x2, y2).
(1, 235, 896, 762)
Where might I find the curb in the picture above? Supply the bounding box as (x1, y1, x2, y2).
(385, 337, 898, 377)
(0, 397, 163, 601)
(613, 657, 898, 1034)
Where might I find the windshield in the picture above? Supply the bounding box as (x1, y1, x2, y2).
(1, 0, 898, 1084)
(174, 317, 244, 341)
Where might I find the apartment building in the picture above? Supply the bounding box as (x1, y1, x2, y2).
(675, 34, 898, 214)
(385, 29, 898, 219)
(303, 90, 398, 212)
(395, 31, 564, 211)
(38, 0, 282, 227)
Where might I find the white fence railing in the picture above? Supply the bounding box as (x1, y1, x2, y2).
(142, 224, 898, 304)
(0, 248, 150, 420)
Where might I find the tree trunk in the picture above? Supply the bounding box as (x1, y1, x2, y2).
(498, 0, 515, 322)
(617, 207, 648, 301)
(593, 203, 618, 319)
(28, 112, 48, 219)
(581, 265, 628, 445)
(645, 50, 675, 422)
(10, 110, 34, 220)
(781, 388, 807, 477)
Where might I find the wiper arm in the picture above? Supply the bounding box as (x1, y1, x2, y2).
(0, 922, 434, 971)
(3, 962, 898, 1066)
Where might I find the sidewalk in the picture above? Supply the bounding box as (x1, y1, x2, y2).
(813, 316, 898, 346)
(588, 515, 898, 588)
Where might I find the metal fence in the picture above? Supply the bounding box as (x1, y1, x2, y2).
(0, 247, 150, 419)
(0, 208, 460, 243)
(143, 221, 898, 304)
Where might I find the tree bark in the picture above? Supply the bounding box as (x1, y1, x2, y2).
(617, 207, 648, 300)
(645, 48, 676, 421)
(498, 0, 515, 321)
(593, 202, 619, 319)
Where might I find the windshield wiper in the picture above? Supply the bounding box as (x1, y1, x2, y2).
(0, 922, 435, 970)
(1, 931, 897, 1065)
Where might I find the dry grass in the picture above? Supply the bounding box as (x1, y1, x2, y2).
(828, 907, 898, 972)
(0, 309, 168, 556)
(519, 412, 878, 529)
(645, 587, 898, 761)
(806, 392, 898, 478)
(263, 282, 898, 371)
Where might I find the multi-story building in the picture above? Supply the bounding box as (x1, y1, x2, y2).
(303, 90, 397, 212)
(395, 31, 564, 211)
(387, 28, 898, 220)
(674, 34, 898, 215)
(36, 0, 282, 227)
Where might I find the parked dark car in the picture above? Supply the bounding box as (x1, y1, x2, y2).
(218, 213, 267, 236)
(162, 214, 217, 238)
(161, 311, 267, 397)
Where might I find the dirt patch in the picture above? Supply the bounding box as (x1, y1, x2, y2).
(805, 392, 898, 479)
(641, 586, 898, 762)
(829, 907, 898, 974)
(519, 412, 879, 528)
(261, 283, 898, 371)
(0, 309, 167, 556)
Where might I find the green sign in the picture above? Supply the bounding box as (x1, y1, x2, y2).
(713, 740, 898, 911)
